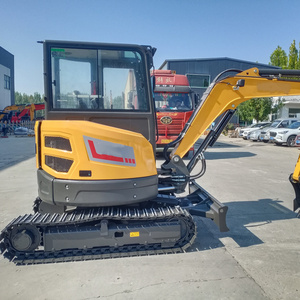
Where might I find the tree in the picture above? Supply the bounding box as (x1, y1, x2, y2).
(288, 40, 299, 69)
(237, 98, 274, 123)
(270, 40, 300, 69)
(33, 92, 42, 103)
(112, 96, 124, 109)
(269, 46, 287, 68)
(298, 41, 300, 69)
(15, 92, 23, 105)
(14, 92, 43, 105)
(236, 102, 253, 123)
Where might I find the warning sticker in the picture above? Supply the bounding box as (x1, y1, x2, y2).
(51, 48, 66, 58)
(130, 232, 140, 237)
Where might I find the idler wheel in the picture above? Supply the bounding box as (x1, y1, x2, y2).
(10, 225, 41, 252)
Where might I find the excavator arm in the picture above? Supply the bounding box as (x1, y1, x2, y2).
(159, 68, 300, 227)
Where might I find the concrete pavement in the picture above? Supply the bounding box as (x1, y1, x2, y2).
(0, 135, 299, 300)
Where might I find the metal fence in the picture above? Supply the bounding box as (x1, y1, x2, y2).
(0, 120, 35, 136)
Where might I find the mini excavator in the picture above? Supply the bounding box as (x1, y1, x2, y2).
(1, 40, 300, 264)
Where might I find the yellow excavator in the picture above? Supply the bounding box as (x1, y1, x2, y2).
(1, 40, 300, 264)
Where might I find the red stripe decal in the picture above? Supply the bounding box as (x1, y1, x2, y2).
(88, 140, 124, 163)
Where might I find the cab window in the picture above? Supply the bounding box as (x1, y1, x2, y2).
(50, 47, 149, 111)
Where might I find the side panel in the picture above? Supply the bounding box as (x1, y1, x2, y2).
(36, 120, 158, 207)
(37, 120, 157, 181)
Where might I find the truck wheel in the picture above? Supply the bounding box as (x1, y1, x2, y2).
(287, 135, 296, 147)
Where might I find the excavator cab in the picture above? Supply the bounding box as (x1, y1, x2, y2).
(43, 40, 156, 150)
(36, 41, 159, 213)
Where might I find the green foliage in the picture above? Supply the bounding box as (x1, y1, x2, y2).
(288, 40, 298, 69)
(269, 40, 299, 69)
(222, 123, 235, 136)
(299, 41, 300, 69)
(15, 92, 43, 105)
(236, 102, 253, 123)
(237, 98, 273, 123)
(271, 98, 284, 114)
(269, 46, 287, 68)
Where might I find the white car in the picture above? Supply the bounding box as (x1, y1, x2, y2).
(240, 122, 270, 140)
(259, 118, 300, 143)
(269, 121, 300, 146)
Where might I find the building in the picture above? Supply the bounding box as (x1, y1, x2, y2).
(276, 96, 300, 119)
(0, 46, 14, 110)
(159, 57, 300, 123)
(160, 57, 280, 97)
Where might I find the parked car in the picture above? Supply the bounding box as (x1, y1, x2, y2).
(249, 123, 272, 141)
(259, 118, 300, 143)
(14, 127, 35, 136)
(240, 122, 270, 139)
(269, 121, 300, 146)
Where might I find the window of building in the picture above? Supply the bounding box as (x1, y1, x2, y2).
(289, 108, 300, 118)
(186, 74, 210, 88)
(4, 75, 10, 90)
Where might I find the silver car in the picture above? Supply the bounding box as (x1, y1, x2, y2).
(249, 123, 271, 141)
(240, 122, 270, 140)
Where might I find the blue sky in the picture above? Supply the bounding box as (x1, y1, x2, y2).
(1, 0, 299, 95)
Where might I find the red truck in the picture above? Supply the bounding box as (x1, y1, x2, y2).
(152, 70, 196, 154)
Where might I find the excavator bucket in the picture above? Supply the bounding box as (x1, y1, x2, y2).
(289, 174, 300, 212)
(290, 154, 300, 212)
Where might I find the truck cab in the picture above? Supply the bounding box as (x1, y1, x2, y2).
(152, 70, 195, 153)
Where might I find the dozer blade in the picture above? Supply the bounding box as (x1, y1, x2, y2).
(185, 180, 229, 232)
(289, 174, 300, 212)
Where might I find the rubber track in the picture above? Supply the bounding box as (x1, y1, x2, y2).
(0, 206, 196, 265)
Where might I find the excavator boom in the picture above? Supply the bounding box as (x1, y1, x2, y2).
(170, 68, 300, 158)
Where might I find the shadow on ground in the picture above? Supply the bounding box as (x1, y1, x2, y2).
(204, 151, 256, 160)
(0, 137, 35, 171)
(195, 138, 243, 149)
(181, 150, 256, 161)
(188, 197, 298, 252)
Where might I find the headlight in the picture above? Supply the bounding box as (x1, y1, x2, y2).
(278, 131, 288, 134)
(251, 132, 258, 137)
